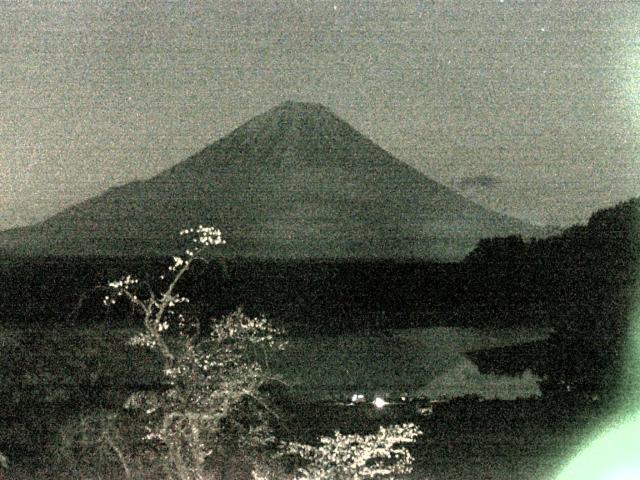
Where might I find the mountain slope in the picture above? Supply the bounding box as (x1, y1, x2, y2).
(0, 102, 535, 260)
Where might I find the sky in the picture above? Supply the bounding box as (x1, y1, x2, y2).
(1, 0, 639, 229)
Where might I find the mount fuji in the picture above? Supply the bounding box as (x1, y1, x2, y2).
(0, 102, 537, 260)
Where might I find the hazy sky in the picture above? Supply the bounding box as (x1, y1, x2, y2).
(1, 1, 639, 229)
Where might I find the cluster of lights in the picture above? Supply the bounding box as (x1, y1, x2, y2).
(350, 393, 388, 409)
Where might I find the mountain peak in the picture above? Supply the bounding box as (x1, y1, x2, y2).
(262, 100, 341, 125)
(0, 103, 535, 260)
(273, 100, 332, 113)
(226, 101, 351, 149)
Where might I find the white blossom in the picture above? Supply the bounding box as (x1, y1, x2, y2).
(286, 424, 421, 480)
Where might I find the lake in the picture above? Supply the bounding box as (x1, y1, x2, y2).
(266, 326, 552, 401)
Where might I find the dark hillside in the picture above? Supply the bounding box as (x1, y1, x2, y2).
(0, 256, 469, 332)
(463, 198, 640, 397)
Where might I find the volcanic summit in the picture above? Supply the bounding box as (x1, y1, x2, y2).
(0, 102, 534, 260)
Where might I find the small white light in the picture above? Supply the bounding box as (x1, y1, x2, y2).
(373, 397, 387, 409)
(351, 393, 365, 403)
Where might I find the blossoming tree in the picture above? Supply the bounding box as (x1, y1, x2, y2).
(105, 226, 285, 480)
(100, 226, 422, 480)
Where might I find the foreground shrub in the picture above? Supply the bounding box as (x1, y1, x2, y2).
(100, 226, 285, 479)
(50, 409, 152, 479)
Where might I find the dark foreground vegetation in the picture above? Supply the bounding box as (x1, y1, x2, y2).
(1, 198, 639, 478)
(0, 369, 616, 480)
